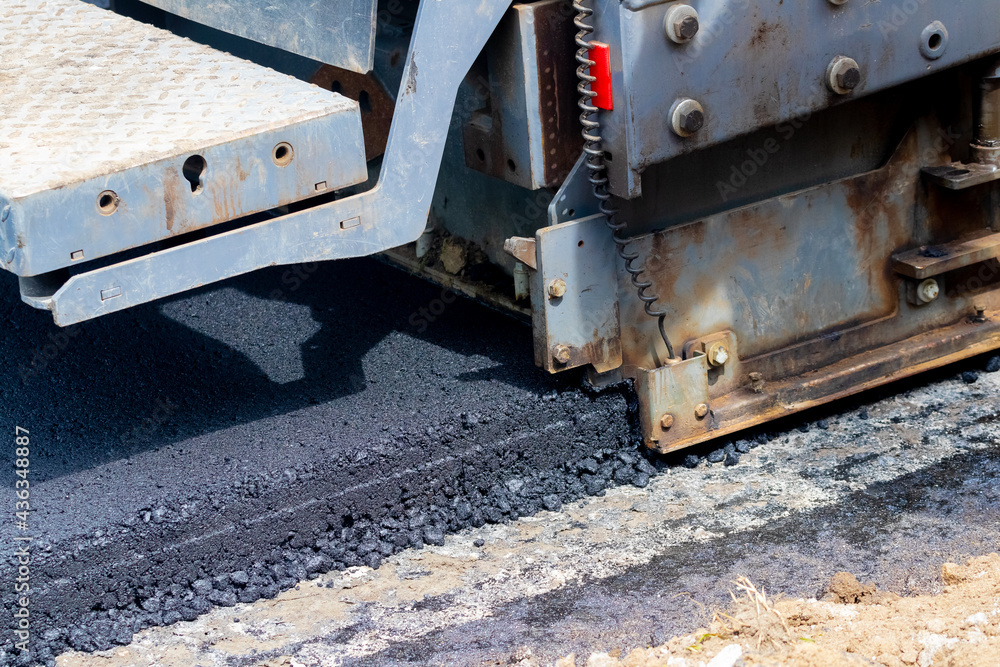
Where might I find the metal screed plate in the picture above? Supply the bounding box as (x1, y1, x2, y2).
(0, 0, 367, 278)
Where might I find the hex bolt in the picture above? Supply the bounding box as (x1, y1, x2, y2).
(670, 98, 705, 138)
(660, 413, 675, 430)
(551, 344, 572, 365)
(706, 341, 730, 367)
(917, 278, 940, 304)
(826, 56, 862, 95)
(694, 403, 709, 419)
(974, 303, 987, 323)
(547, 278, 567, 299)
(749, 372, 765, 394)
(664, 4, 699, 44)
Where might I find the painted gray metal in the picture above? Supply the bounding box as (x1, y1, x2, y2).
(139, 0, 378, 73)
(0, 0, 367, 279)
(532, 215, 621, 374)
(597, 0, 1000, 198)
(31, 0, 513, 326)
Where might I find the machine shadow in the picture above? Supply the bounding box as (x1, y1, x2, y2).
(2, 257, 567, 484)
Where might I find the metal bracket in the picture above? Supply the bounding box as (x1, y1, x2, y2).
(503, 237, 537, 270)
(531, 215, 622, 374)
(32, 0, 515, 326)
(636, 331, 740, 453)
(892, 229, 1000, 279)
(922, 163, 1000, 190)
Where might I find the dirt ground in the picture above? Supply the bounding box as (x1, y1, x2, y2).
(562, 554, 1000, 667)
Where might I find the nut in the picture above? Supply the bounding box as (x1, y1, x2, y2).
(660, 413, 675, 430)
(749, 372, 765, 394)
(664, 5, 699, 44)
(547, 278, 567, 299)
(917, 278, 940, 304)
(670, 98, 705, 138)
(551, 344, 572, 365)
(974, 303, 987, 322)
(694, 403, 709, 419)
(826, 56, 862, 95)
(706, 341, 730, 367)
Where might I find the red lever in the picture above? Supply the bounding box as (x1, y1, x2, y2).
(589, 42, 613, 111)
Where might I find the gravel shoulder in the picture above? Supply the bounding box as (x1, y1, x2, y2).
(567, 554, 1000, 667)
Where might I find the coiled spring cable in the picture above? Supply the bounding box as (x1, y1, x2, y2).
(573, 0, 676, 360)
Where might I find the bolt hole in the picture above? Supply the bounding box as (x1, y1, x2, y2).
(358, 90, 372, 113)
(476, 148, 486, 162)
(329, 80, 343, 94)
(507, 159, 517, 173)
(97, 190, 119, 215)
(578, 240, 585, 247)
(604, 151, 613, 163)
(182, 155, 207, 194)
(928, 33, 943, 50)
(272, 142, 294, 167)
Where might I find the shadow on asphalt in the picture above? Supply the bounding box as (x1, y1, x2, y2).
(1, 258, 549, 485)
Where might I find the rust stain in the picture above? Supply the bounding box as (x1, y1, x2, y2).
(310, 65, 395, 159)
(162, 167, 180, 233)
(748, 21, 784, 49)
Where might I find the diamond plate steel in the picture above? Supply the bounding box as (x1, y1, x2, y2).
(0, 0, 367, 277)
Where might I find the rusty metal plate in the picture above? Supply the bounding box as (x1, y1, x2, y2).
(139, 0, 378, 73)
(0, 0, 367, 278)
(639, 314, 1000, 452)
(311, 66, 396, 160)
(617, 120, 1000, 451)
(464, 0, 582, 190)
(893, 230, 1000, 280)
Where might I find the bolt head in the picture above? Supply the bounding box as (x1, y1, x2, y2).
(552, 344, 572, 365)
(826, 56, 862, 95)
(664, 5, 699, 44)
(706, 342, 730, 367)
(660, 413, 675, 430)
(675, 15, 700, 41)
(836, 66, 861, 91)
(680, 109, 704, 134)
(694, 403, 709, 419)
(670, 98, 705, 138)
(547, 279, 567, 299)
(918, 278, 940, 304)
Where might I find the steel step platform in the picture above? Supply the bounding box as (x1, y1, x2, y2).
(0, 0, 367, 280)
